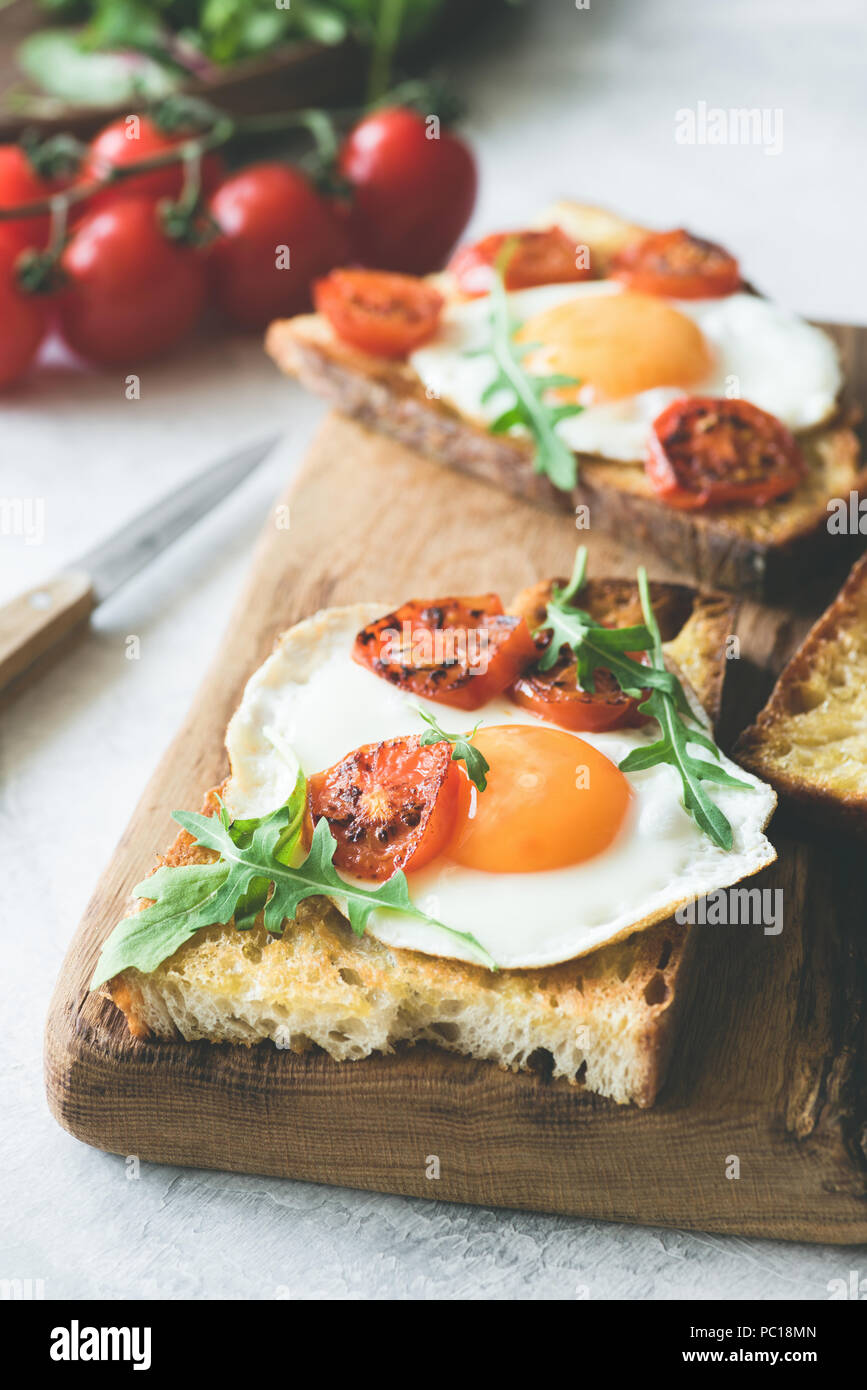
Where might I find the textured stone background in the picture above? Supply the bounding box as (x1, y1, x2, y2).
(2, 0, 866, 1299)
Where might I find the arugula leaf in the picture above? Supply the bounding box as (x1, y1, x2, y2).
(556, 542, 589, 606)
(536, 545, 753, 849)
(228, 770, 308, 930)
(536, 546, 677, 699)
(177, 810, 493, 964)
(90, 859, 231, 987)
(473, 245, 583, 491)
(91, 777, 496, 988)
(617, 568, 753, 850)
(416, 707, 490, 792)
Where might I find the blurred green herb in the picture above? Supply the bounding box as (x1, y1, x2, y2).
(26, 0, 449, 96)
(473, 243, 584, 491)
(618, 568, 753, 851)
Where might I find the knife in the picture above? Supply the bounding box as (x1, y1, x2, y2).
(0, 435, 279, 692)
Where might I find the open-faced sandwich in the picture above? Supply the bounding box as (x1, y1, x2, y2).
(266, 202, 866, 597)
(736, 549, 867, 838)
(94, 551, 777, 1107)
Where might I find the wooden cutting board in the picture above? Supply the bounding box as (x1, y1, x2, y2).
(45, 333, 867, 1243)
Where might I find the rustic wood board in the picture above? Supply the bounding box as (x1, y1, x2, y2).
(45, 334, 867, 1241)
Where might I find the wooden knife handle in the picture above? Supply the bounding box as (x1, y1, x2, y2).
(0, 571, 96, 691)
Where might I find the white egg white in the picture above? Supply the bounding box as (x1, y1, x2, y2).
(409, 280, 842, 464)
(224, 604, 777, 971)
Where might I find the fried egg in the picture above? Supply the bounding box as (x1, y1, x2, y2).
(409, 280, 842, 464)
(224, 604, 777, 971)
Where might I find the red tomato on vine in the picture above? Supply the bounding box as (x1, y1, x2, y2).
(57, 198, 207, 364)
(207, 163, 351, 330)
(0, 239, 48, 387)
(338, 107, 477, 274)
(80, 115, 224, 217)
(0, 145, 73, 255)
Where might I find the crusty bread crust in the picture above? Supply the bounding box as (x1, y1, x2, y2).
(735, 551, 867, 837)
(107, 579, 745, 1108)
(111, 832, 696, 1109)
(266, 312, 864, 599)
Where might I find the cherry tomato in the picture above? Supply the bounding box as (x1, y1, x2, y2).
(57, 198, 206, 364)
(449, 227, 592, 297)
(646, 396, 806, 510)
(338, 107, 477, 274)
(308, 734, 463, 881)
(611, 228, 741, 299)
(0, 145, 69, 255)
(314, 268, 443, 357)
(510, 652, 648, 733)
(208, 163, 351, 330)
(81, 115, 224, 216)
(0, 242, 47, 387)
(353, 596, 539, 711)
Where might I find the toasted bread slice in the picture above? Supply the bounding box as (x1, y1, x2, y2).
(107, 580, 743, 1108)
(735, 552, 867, 836)
(265, 201, 865, 599)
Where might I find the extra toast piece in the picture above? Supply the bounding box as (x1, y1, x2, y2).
(107, 580, 737, 1109)
(736, 551, 867, 837)
(265, 200, 866, 600)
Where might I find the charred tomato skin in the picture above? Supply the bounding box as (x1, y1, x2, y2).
(509, 627, 649, 733)
(353, 595, 539, 710)
(449, 226, 592, 297)
(307, 734, 462, 881)
(314, 268, 443, 358)
(646, 395, 806, 510)
(510, 658, 648, 733)
(611, 228, 741, 299)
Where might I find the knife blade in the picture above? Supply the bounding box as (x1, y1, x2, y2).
(0, 435, 280, 692)
(76, 434, 280, 603)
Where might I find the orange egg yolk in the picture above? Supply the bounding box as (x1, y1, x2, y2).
(447, 725, 632, 874)
(515, 290, 712, 403)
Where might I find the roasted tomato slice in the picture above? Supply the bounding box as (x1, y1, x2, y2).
(646, 396, 806, 510)
(449, 226, 592, 297)
(611, 228, 741, 299)
(313, 268, 443, 357)
(510, 642, 648, 733)
(308, 734, 462, 881)
(353, 595, 539, 710)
